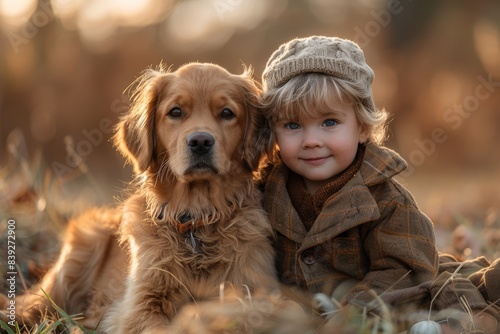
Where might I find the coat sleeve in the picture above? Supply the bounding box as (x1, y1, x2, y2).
(341, 190, 439, 304)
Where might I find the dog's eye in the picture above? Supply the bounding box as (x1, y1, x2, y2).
(168, 107, 182, 118)
(221, 108, 235, 120)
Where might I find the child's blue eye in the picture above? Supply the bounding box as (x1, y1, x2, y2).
(323, 119, 337, 127)
(285, 122, 300, 130)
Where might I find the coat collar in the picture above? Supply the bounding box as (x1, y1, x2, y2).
(264, 143, 408, 251)
(359, 142, 408, 187)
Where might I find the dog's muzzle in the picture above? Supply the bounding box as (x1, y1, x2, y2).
(185, 132, 218, 174)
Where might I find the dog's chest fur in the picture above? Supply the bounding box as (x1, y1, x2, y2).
(121, 193, 249, 274)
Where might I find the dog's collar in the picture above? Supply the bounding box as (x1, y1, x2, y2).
(155, 203, 233, 234)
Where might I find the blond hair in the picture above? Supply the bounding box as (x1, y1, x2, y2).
(261, 73, 388, 147)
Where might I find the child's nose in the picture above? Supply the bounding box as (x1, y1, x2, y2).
(302, 128, 322, 148)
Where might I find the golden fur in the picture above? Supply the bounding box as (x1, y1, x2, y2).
(10, 63, 277, 333)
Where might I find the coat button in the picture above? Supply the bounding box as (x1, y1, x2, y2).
(301, 249, 316, 265)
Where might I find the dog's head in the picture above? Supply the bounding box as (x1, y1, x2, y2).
(114, 63, 269, 182)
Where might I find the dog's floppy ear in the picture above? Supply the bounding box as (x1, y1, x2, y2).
(114, 69, 165, 174)
(237, 67, 273, 171)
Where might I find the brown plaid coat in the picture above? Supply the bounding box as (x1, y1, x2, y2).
(262, 143, 439, 303)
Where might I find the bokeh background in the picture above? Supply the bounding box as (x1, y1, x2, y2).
(1, 0, 500, 283)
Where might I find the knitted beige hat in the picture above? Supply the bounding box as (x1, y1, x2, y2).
(262, 36, 375, 112)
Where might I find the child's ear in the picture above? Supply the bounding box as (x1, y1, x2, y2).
(359, 125, 370, 144)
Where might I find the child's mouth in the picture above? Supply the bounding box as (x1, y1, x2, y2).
(302, 156, 329, 165)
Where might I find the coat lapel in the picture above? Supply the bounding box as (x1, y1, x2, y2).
(298, 172, 380, 252)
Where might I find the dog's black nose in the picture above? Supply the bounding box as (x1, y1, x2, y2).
(187, 132, 215, 154)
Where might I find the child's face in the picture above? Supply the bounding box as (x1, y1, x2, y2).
(274, 102, 368, 194)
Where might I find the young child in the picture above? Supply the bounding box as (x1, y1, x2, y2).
(259, 36, 499, 328)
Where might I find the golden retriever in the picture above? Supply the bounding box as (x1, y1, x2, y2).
(9, 63, 277, 333)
